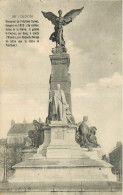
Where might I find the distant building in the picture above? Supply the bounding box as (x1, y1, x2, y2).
(0, 139, 7, 147)
(7, 119, 36, 145)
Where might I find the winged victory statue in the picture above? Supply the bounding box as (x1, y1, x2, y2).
(41, 7, 84, 54)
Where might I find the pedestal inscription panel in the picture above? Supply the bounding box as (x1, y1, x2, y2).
(55, 129, 64, 140)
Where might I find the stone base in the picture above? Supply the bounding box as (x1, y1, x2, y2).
(46, 124, 81, 158)
(50, 121, 68, 125)
(36, 128, 51, 157)
(9, 157, 116, 183)
(51, 46, 67, 54)
(9, 124, 117, 184)
(22, 149, 37, 161)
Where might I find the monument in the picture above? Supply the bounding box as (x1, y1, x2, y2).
(8, 7, 119, 193)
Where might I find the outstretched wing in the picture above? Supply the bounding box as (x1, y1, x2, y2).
(41, 11, 57, 25)
(62, 7, 84, 26)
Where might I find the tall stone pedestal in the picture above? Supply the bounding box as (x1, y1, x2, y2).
(49, 54, 72, 111)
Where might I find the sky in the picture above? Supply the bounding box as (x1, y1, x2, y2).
(0, 0, 122, 154)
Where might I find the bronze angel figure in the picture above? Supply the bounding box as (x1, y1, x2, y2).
(41, 7, 84, 48)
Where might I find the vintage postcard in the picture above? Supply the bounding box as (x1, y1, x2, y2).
(0, 0, 122, 194)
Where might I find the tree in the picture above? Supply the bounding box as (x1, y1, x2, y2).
(7, 143, 24, 168)
(109, 142, 122, 181)
(0, 147, 7, 182)
(0, 139, 8, 182)
(0, 143, 24, 182)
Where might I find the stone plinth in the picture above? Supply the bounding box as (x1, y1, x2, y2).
(46, 123, 80, 158)
(34, 126, 51, 157)
(49, 53, 72, 111)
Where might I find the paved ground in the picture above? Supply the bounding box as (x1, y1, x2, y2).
(0, 181, 122, 192)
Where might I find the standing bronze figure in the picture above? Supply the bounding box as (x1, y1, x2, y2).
(41, 7, 84, 48)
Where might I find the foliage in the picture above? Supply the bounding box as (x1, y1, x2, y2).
(109, 142, 122, 179)
(0, 143, 24, 179)
(102, 154, 109, 162)
(7, 145, 23, 169)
